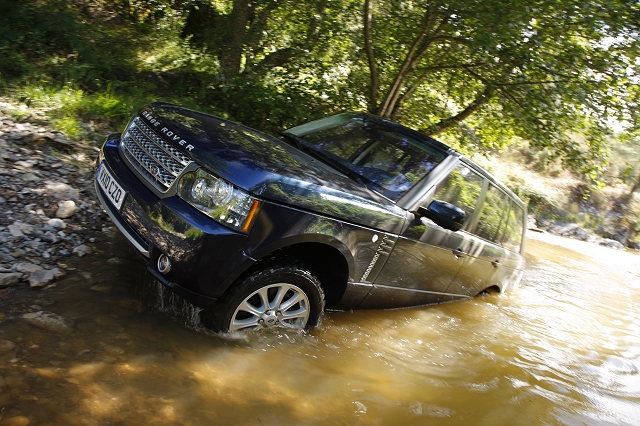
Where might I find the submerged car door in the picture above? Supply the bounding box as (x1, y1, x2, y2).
(442, 183, 526, 299)
(359, 163, 485, 309)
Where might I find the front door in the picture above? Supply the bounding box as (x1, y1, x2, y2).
(359, 163, 485, 308)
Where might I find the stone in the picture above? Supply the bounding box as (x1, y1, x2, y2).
(47, 218, 66, 230)
(0, 416, 31, 426)
(0, 340, 17, 353)
(28, 269, 56, 288)
(0, 273, 22, 288)
(21, 173, 40, 182)
(21, 311, 75, 333)
(8, 221, 34, 237)
(68, 362, 106, 377)
(118, 299, 147, 312)
(104, 345, 125, 356)
(600, 239, 625, 250)
(73, 244, 91, 257)
(45, 182, 79, 200)
(56, 200, 76, 219)
(15, 263, 44, 274)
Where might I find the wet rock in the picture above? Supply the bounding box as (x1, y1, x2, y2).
(34, 297, 56, 306)
(118, 299, 147, 312)
(56, 200, 76, 218)
(599, 239, 625, 250)
(68, 362, 106, 378)
(89, 285, 111, 293)
(547, 222, 591, 241)
(0, 340, 17, 352)
(104, 345, 125, 356)
(0, 272, 22, 288)
(107, 257, 124, 265)
(28, 268, 64, 288)
(1, 416, 31, 426)
(73, 244, 91, 257)
(4, 375, 27, 390)
(21, 311, 75, 333)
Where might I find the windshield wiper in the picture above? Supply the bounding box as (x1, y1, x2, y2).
(280, 132, 366, 186)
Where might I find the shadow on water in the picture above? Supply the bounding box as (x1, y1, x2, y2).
(0, 231, 639, 425)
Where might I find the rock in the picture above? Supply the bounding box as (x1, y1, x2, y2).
(68, 362, 106, 378)
(0, 416, 31, 426)
(599, 239, 625, 250)
(28, 270, 56, 288)
(104, 345, 125, 356)
(0, 272, 22, 288)
(0, 339, 17, 352)
(15, 263, 44, 274)
(107, 257, 124, 265)
(89, 285, 111, 293)
(8, 221, 34, 237)
(21, 173, 40, 182)
(47, 218, 66, 230)
(45, 182, 79, 200)
(73, 244, 91, 257)
(118, 299, 147, 312)
(56, 200, 76, 218)
(21, 311, 75, 333)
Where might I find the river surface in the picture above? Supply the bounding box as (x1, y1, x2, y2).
(0, 231, 639, 425)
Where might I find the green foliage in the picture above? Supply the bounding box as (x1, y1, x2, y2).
(0, 0, 638, 185)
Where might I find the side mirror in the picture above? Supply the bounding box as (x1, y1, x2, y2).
(417, 199, 466, 232)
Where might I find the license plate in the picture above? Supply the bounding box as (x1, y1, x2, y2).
(97, 163, 126, 211)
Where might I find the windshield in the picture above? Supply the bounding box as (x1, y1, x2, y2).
(286, 114, 447, 200)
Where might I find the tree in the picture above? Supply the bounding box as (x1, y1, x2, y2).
(359, 0, 640, 177)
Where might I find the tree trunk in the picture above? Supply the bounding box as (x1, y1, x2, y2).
(218, 0, 251, 84)
(364, 0, 378, 112)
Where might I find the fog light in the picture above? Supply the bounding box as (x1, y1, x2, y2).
(157, 254, 172, 274)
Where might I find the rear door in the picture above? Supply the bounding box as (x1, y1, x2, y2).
(442, 181, 526, 299)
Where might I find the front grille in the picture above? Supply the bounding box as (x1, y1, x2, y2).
(121, 117, 193, 192)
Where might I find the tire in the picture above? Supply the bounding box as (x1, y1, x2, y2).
(203, 260, 325, 332)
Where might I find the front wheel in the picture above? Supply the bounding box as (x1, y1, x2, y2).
(204, 261, 325, 332)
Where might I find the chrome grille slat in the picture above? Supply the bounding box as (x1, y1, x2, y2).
(121, 116, 193, 192)
(134, 118, 191, 166)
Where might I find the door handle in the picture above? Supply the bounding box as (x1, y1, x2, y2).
(491, 260, 500, 268)
(452, 248, 466, 258)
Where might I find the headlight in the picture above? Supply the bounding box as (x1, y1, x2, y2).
(178, 169, 261, 233)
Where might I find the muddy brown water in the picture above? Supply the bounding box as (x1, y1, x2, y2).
(0, 231, 639, 425)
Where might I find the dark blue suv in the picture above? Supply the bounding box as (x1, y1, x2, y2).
(96, 103, 526, 332)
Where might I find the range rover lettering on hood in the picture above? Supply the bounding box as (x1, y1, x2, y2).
(141, 110, 195, 152)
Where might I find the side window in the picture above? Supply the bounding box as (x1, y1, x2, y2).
(503, 201, 525, 252)
(476, 184, 509, 243)
(475, 183, 525, 253)
(432, 164, 484, 228)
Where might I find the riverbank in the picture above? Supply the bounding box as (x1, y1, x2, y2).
(0, 100, 113, 297)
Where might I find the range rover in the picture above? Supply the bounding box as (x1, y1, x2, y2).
(95, 103, 526, 332)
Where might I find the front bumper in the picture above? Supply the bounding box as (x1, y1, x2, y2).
(96, 136, 256, 308)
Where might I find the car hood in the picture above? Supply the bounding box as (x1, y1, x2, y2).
(139, 103, 406, 232)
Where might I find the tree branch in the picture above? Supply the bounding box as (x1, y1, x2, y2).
(421, 85, 494, 135)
